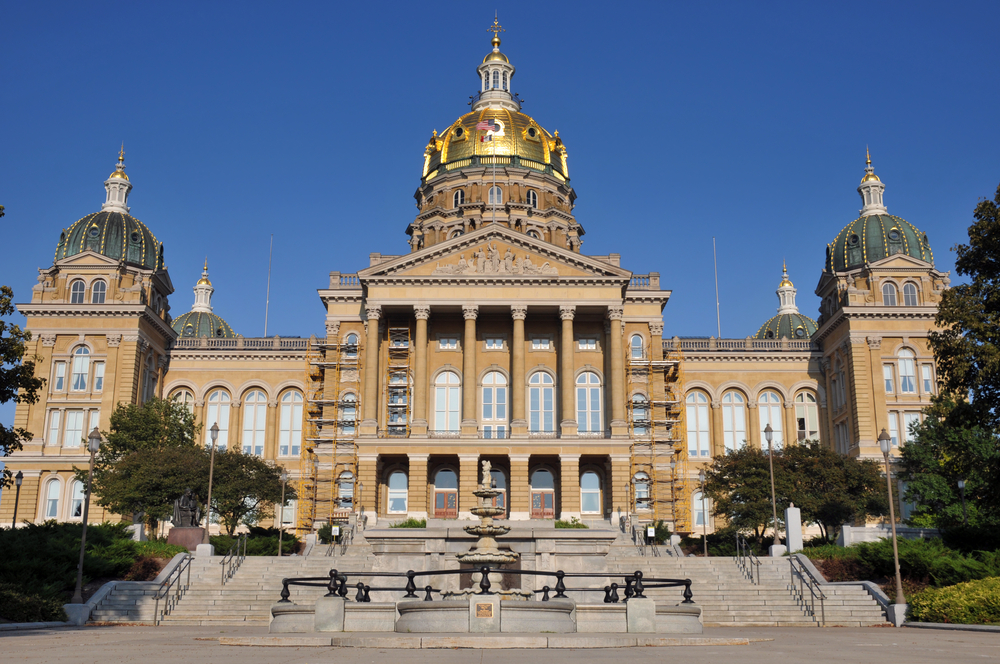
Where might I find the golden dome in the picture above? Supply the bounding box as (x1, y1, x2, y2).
(483, 50, 509, 63)
(861, 146, 879, 182)
(779, 261, 793, 288)
(109, 144, 129, 180)
(197, 258, 212, 286)
(861, 172, 880, 183)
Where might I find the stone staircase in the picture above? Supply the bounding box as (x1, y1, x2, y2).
(605, 555, 888, 627)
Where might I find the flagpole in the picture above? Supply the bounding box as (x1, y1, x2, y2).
(492, 134, 496, 224)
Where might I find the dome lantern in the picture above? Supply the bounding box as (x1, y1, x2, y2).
(473, 15, 519, 113)
(102, 144, 132, 214)
(858, 147, 887, 217)
(754, 263, 818, 340)
(776, 261, 798, 314)
(170, 260, 238, 339)
(192, 258, 214, 313)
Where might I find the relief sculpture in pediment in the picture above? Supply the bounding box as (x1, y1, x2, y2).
(432, 242, 558, 275)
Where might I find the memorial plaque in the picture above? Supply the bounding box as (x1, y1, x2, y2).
(475, 603, 494, 618)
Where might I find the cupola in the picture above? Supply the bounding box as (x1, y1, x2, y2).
(473, 16, 519, 113)
(102, 144, 133, 214)
(858, 147, 887, 217)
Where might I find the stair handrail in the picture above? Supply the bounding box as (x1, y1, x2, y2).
(789, 554, 827, 625)
(325, 522, 355, 557)
(631, 523, 646, 556)
(153, 553, 194, 626)
(735, 534, 761, 585)
(220, 533, 248, 585)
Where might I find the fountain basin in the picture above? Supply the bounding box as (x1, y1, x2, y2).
(395, 598, 575, 633)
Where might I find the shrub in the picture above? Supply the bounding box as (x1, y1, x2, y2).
(554, 517, 589, 529)
(909, 577, 1000, 624)
(123, 555, 163, 581)
(389, 518, 427, 528)
(0, 583, 67, 623)
(318, 523, 333, 544)
(210, 529, 300, 556)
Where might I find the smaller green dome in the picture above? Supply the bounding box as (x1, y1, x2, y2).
(754, 313, 818, 341)
(826, 214, 933, 273)
(171, 311, 238, 339)
(55, 211, 163, 270)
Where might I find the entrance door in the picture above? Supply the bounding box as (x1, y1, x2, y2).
(433, 468, 459, 519)
(530, 469, 556, 519)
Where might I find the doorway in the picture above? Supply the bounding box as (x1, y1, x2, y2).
(530, 468, 555, 519)
(434, 468, 458, 519)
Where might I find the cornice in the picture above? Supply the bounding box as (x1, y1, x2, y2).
(680, 351, 822, 363)
(813, 305, 938, 343)
(167, 350, 307, 362)
(17, 303, 177, 340)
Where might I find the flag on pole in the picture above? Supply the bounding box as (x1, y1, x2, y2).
(476, 119, 496, 131)
(477, 118, 504, 142)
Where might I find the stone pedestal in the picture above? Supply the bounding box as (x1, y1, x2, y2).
(469, 595, 500, 633)
(626, 597, 656, 633)
(784, 505, 803, 553)
(888, 603, 907, 627)
(315, 597, 346, 632)
(63, 603, 90, 626)
(769, 544, 787, 557)
(195, 543, 215, 557)
(167, 527, 206, 552)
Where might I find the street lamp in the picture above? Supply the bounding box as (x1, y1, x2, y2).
(764, 423, 783, 554)
(699, 469, 707, 557)
(879, 428, 907, 613)
(71, 427, 101, 605)
(278, 468, 288, 556)
(957, 479, 967, 527)
(668, 459, 676, 534)
(11, 471, 23, 528)
(203, 422, 219, 544)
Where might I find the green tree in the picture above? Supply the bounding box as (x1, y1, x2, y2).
(209, 449, 294, 535)
(783, 440, 888, 541)
(704, 446, 792, 543)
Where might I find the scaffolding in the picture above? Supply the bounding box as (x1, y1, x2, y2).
(298, 333, 360, 534)
(627, 339, 687, 531)
(382, 325, 412, 439)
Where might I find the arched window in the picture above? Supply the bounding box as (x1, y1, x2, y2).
(481, 371, 507, 438)
(686, 392, 710, 457)
(795, 392, 819, 441)
(528, 372, 555, 432)
(489, 186, 502, 206)
(45, 479, 61, 519)
(242, 390, 267, 456)
(633, 472, 651, 511)
(433, 468, 458, 518)
(434, 371, 461, 432)
(91, 280, 107, 304)
(492, 70, 499, 89)
(899, 349, 917, 393)
(630, 335, 644, 359)
(882, 283, 898, 306)
(142, 353, 157, 402)
(527, 230, 540, 239)
(279, 391, 303, 456)
(483, 73, 488, 90)
(70, 480, 85, 519)
(576, 372, 603, 433)
(71, 347, 90, 391)
(693, 491, 708, 527)
(171, 389, 195, 413)
(343, 333, 359, 359)
(530, 468, 555, 518)
(721, 391, 746, 452)
(338, 471, 354, 508)
(758, 391, 783, 451)
(206, 390, 231, 449)
(453, 189, 465, 207)
(903, 282, 919, 306)
(70, 280, 85, 304)
(341, 393, 357, 435)
(502, 71, 507, 90)
(526, 190, 538, 208)
(631, 394, 649, 436)
(387, 471, 408, 514)
(450, 230, 464, 239)
(580, 471, 602, 514)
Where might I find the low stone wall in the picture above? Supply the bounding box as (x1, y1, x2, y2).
(837, 526, 940, 547)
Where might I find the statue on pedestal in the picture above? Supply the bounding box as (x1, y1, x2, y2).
(172, 488, 201, 528)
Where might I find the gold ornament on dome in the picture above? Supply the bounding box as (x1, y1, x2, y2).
(433, 242, 558, 275)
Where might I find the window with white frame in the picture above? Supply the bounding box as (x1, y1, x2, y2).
(70, 280, 85, 304)
(63, 410, 84, 448)
(531, 337, 550, 351)
(921, 365, 934, 394)
(45, 479, 61, 519)
(580, 471, 602, 514)
(633, 472, 651, 511)
(434, 371, 461, 432)
(387, 471, 408, 513)
(489, 186, 502, 206)
(206, 390, 231, 449)
(242, 390, 267, 456)
(882, 283, 898, 306)
(899, 350, 917, 393)
(343, 333, 359, 359)
(631, 394, 649, 435)
(902, 412, 921, 443)
(453, 189, 465, 207)
(53, 362, 66, 392)
(529, 372, 555, 432)
(89, 409, 100, 434)
(758, 391, 783, 451)
(279, 391, 303, 456)
(492, 70, 499, 89)
(485, 337, 504, 350)
(171, 389, 194, 413)
(93, 362, 105, 392)
(686, 392, 710, 457)
(91, 280, 107, 304)
(578, 338, 597, 351)
(693, 491, 707, 527)
(903, 282, 919, 306)
(439, 337, 459, 350)
(576, 372, 603, 433)
(721, 391, 746, 452)
(280, 499, 297, 526)
(630, 335, 644, 359)
(71, 347, 90, 391)
(481, 371, 507, 438)
(338, 471, 354, 508)
(341, 393, 357, 435)
(883, 364, 895, 394)
(888, 413, 899, 446)
(70, 480, 85, 519)
(526, 190, 538, 208)
(48, 411, 61, 446)
(795, 392, 819, 441)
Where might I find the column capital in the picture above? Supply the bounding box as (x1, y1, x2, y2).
(414, 305, 431, 320)
(510, 304, 528, 320)
(462, 305, 479, 320)
(365, 304, 382, 321)
(325, 321, 341, 338)
(867, 335, 882, 349)
(649, 322, 664, 336)
(104, 334, 121, 347)
(606, 306, 624, 321)
(559, 305, 576, 320)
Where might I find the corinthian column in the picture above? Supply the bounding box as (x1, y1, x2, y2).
(560, 305, 578, 436)
(510, 305, 527, 435)
(360, 304, 381, 437)
(461, 305, 479, 437)
(412, 306, 430, 435)
(608, 306, 627, 437)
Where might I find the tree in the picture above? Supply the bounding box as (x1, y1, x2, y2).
(1, 260, 46, 487)
(704, 446, 793, 543)
(208, 449, 294, 535)
(783, 440, 888, 541)
(898, 394, 1000, 528)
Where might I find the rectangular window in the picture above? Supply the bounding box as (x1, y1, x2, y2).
(280, 499, 296, 525)
(922, 365, 934, 394)
(93, 363, 105, 392)
(902, 412, 921, 443)
(64, 410, 84, 448)
(888, 412, 899, 446)
(89, 409, 100, 433)
(531, 338, 550, 350)
(883, 365, 894, 394)
(578, 338, 597, 351)
(439, 337, 458, 350)
(900, 358, 917, 393)
(48, 410, 61, 445)
(54, 362, 66, 392)
(485, 337, 504, 350)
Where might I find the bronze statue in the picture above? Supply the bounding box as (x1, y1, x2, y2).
(172, 488, 201, 528)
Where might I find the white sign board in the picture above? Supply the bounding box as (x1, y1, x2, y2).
(647, 526, 656, 539)
(331, 526, 341, 536)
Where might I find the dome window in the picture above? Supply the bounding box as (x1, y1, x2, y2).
(489, 186, 502, 206)
(765, 330, 775, 339)
(847, 233, 862, 266)
(527, 127, 536, 138)
(130, 231, 140, 243)
(502, 72, 508, 91)
(848, 234, 859, 245)
(454, 190, 465, 207)
(526, 190, 538, 209)
(449, 230, 464, 239)
(888, 228, 901, 241)
(184, 324, 194, 337)
(888, 226, 904, 255)
(795, 326, 805, 338)
(455, 127, 464, 138)
(88, 226, 100, 238)
(492, 70, 500, 89)
(216, 327, 224, 337)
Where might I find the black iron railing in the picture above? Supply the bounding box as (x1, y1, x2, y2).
(153, 554, 193, 626)
(735, 534, 761, 585)
(277, 567, 693, 606)
(789, 556, 827, 625)
(220, 533, 248, 585)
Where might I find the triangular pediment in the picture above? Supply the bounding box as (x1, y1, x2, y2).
(869, 253, 933, 269)
(56, 250, 121, 268)
(358, 225, 632, 280)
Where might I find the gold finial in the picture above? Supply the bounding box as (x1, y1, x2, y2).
(779, 261, 793, 288)
(204, 257, 208, 271)
(197, 257, 212, 286)
(488, 13, 504, 47)
(119, 142, 125, 163)
(109, 142, 129, 180)
(866, 145, 871, 166)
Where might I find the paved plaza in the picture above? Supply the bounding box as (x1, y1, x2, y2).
(1, 625, 997, 663)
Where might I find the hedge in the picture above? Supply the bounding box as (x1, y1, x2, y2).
(909, 577, 1000, 624)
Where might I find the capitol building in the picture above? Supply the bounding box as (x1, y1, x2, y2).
(0, 25, 950, 537)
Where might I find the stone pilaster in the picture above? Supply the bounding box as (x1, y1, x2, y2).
(461, 305, 478, 437)
(360, 305, 381, 437)
(508, 454, 530, 520)
(458, 454, 480, 520)
(510, 305, 527, 435)
(559, 305, 577, 437)
(411, 306, 430, 435)
(609, 454, 631, 523)
(607, 307, 627, 437)
(559, 453, 581, 519)
(356, 454, 379, 516)
(407, 453, 429, 518)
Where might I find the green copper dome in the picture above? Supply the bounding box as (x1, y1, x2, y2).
(825, 214, 933, 273)
(171, 311, 238, 339)
(55, 211, 163, 271)
(754, 312, 818, 340)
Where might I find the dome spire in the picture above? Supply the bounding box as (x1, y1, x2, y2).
(102, 144, 132, 214)
(191, 258, 215, 313)
(858, 147, 887, 216)
(473, 14, 518, 112)
(776, 263, 799, 314)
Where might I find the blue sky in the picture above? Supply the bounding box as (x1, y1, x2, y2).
(2, 1, 998, 427)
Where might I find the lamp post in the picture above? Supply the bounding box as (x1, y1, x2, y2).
(71, 427, 101, 605)
(358, 481, 364, 512)
(699, 469, 707, 557)
(879, 428, 906, 612)
(11, 471, 23, 528)
(957, 479, 967, 527)
(668, 459, 676, 534)
(278, 468, 288, 556)
(203, 423, 219, 544)
(764, 423, 782, 554)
